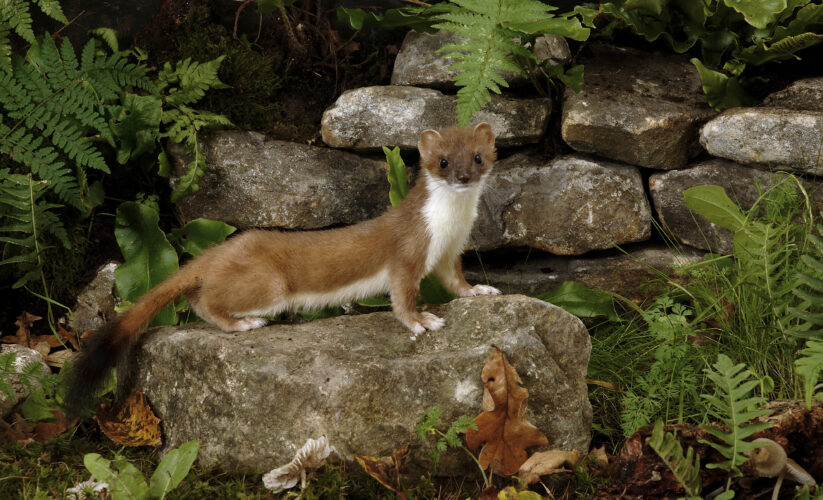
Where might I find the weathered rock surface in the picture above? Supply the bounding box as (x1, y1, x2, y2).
(464, 245, 703, 298)
(649, 160, 773, 254)
(321, 86, 551, 150)
(0, 345, 50, 419)
(391, 30, 569, 89)
(67, 261, 120, 334)
(169, 131, 390, 230)
(473, 153, 651, 254)
(130, 295, 592, 473)
(561, 44, 714, 170)
(763, 77, 823, 112)
(391, 30, 526, 88)
(700, 108, 823, 175)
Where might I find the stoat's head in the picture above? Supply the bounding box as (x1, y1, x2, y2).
(418, 123, 496, 191)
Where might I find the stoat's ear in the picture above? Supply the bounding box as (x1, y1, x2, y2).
(473, 122, 495, 146)
(418, 129, 442, 158)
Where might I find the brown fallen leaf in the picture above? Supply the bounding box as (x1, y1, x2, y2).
(95, 390, 162, 446)
(465, 347, 549, 476)
(518, 449, 581, 485)
(1, 311, 42, 346)
(355, 444, 410, 500)
(33, 410, 79, 441)
(45, 349, 74, 368)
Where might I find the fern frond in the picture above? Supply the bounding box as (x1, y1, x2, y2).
(34, 0, 67, 23)
(699, 354, 772, 475)
(3, 0, 35, 44)
(790, 229, 823, 338)
(0, 170, 69, 289)
(156, 56, 232, 201)
(796, 340, 823, 409)
(0, 21, 11, 73)
(157, 56, 229, 106)
(647, 420, 701, 498)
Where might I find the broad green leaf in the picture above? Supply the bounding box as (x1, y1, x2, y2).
(722, 0, 786, 29)
(690, 58, 755, 110)
(149, 441, 200, 499)
(298, 307, 345, 321)
(536, 281, 618, 320)
(383, 146, 409, 206)
(169, 218, 235, 258)
(559, 64, 584, 92)
(419, 275, 454, 305)
(112, 456, 151, 500)
(114, 201, 179, 326)
(357, 295, 392, 307)
(84, 454, 150, 500)
(738, 32, 823, 65)
(682, 184, 747, 232)
(336, 6, 437, 32)
(20, 387, 59, 422)
(624, 0, 669, 15)
(506, 16, 590, 40)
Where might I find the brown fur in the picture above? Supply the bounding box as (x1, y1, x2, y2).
(63, 123, 498, 416)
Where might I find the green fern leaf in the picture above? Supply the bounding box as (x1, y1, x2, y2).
(3, 0, 35, 44)
(647, 420, 701, 498)
(796, 340, 823, 409)
(699, 354, 772, 475)
(0, 22, 11, 73)
(0, 170, 69, 288)
(790, 229, 823, 338)
(158, 56, 230, 106)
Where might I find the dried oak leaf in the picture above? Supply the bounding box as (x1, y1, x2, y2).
(355, 443, 410, 499)
(95, 390, 161, 446)
(33, 410, 79, 441)
(518, 449, 581, 485)
(465, 347, 549, 476)
(1, 312, 42, 345)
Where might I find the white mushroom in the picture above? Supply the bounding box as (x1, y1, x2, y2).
(262, 436, 334, 493)
(747, 438, 816, 500)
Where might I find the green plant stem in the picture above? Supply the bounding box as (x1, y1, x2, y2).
(433, 429, 489, 488)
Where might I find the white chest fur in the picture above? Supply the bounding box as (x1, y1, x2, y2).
(421, 172, 484, 273)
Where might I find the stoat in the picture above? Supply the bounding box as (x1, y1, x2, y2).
(64, 123, 500, 415)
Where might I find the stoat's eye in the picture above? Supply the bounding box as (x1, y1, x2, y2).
(439, 158, 449, 169)
(474, 154, 482, 164)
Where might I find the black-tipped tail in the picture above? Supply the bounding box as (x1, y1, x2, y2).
(62, 319, 131, 418)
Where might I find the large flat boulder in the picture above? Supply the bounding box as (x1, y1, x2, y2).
(169, 131, 390, 230)
(473, 153, 651, 254)
(561, 44, 714, 170)
(129, 295, 592, 473)
(320, 86, 551, 150)
(699, 108, 823, 175)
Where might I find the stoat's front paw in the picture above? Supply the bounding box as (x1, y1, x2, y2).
(459, 284, 502, 297)
(420, 312, 445, 331)
(406, 312, 445, 340)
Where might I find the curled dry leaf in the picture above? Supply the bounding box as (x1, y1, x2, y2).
(466, 347, 549, 476)
(95, 390, 161, 446)
(355, 443, 410, 499)
(33, 410, 79, 441)
(263, 436, 334, 493)
(518, 449, 581, 485)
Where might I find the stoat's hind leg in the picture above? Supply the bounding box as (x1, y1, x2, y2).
(191, 301, 268, 332)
